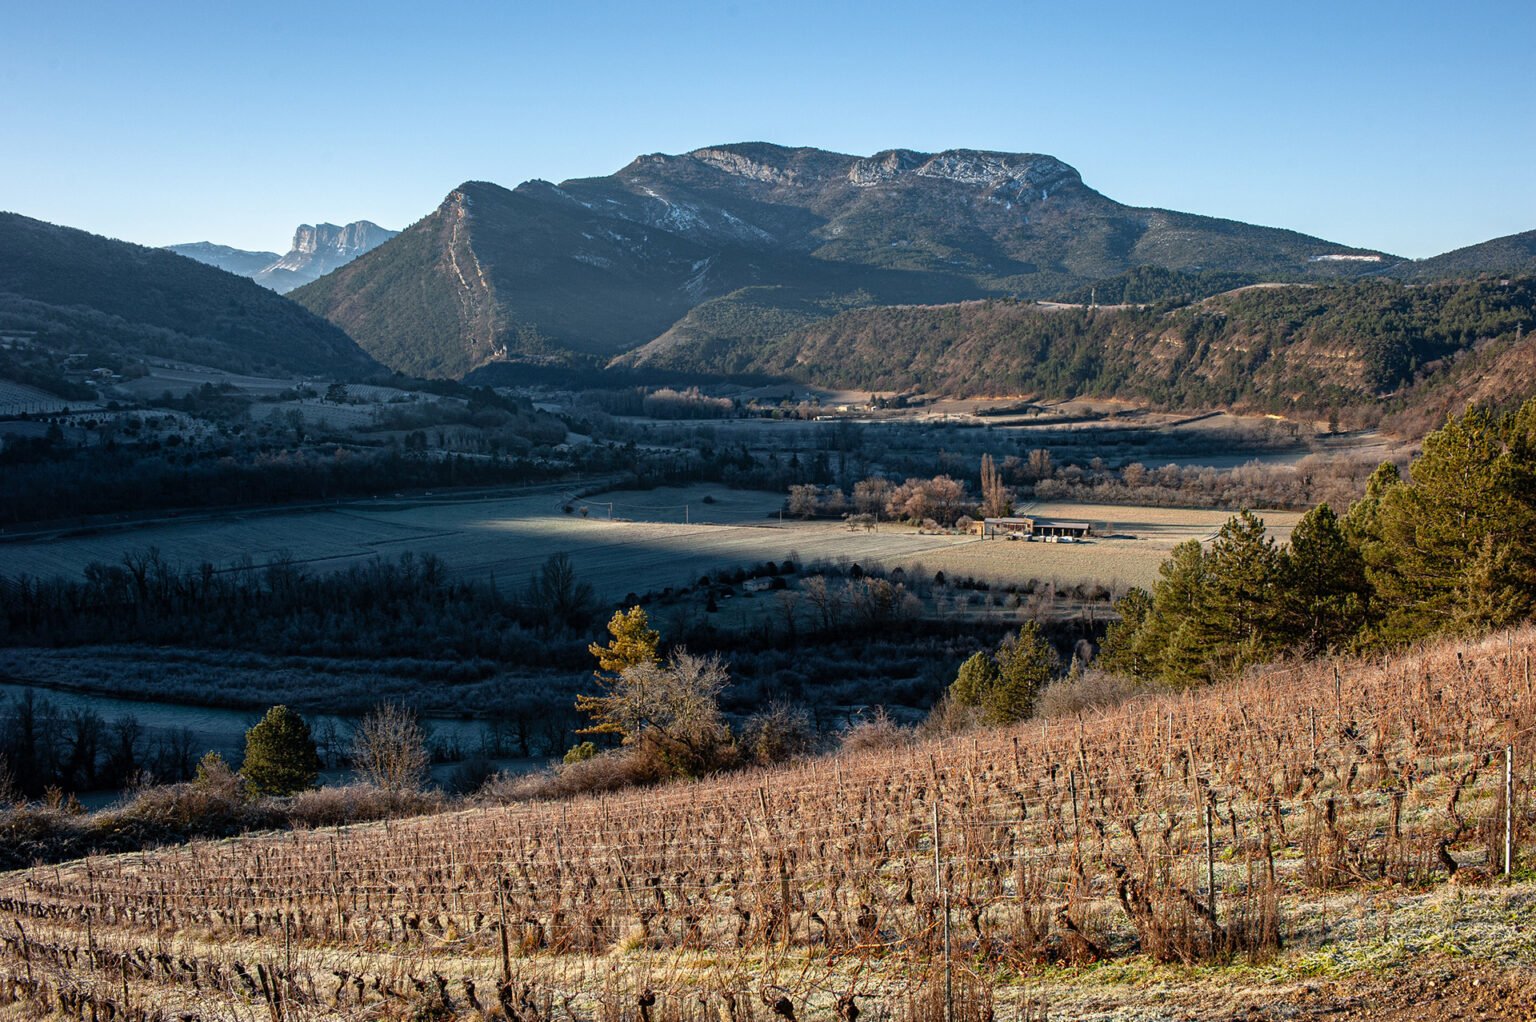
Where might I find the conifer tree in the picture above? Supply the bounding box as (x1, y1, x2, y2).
(1373, 405, 1536, 639)
(950, 651, 1001, 707)
(987, 622, 1058, 722)
(578, 606, 663, 740)
(1202, 510, 1286, 669)
(240, 706, 320, 797)
(1097, 587, 1153, 677)
(1282, 503, 1370, 653)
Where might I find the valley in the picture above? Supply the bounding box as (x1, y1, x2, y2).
(2, 118, 1534, 1019)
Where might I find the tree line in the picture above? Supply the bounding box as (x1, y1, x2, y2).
(1100, 398, 1536, 684)
(0, 551, 598, 668)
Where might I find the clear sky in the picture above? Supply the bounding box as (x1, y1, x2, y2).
(3, 0, 1531, 259)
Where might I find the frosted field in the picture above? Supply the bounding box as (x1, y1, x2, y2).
(0, 486, 1302, 597)
(0, 379, 76, 415)
(254, 399, 380, 428)
(113, 364, 305, 400)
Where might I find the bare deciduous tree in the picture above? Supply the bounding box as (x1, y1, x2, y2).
(351, 703, 429, 793)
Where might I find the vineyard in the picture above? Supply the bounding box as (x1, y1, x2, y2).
(1, 629, 1534, 1020)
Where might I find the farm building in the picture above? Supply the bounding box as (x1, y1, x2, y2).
(980, 516, 1091, 540)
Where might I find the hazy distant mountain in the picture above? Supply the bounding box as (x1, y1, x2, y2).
(164, 241, 281, 278)
(1, 212, 377, 377)
(1396, 229, 1536, 282)
(292, 143, 1398, 378)
(168, 220, 398, 294)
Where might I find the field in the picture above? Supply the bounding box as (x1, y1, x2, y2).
(0, 627, 1531, 1020)
(0, 485, 1301, 599)
(0, 379, 79, 416)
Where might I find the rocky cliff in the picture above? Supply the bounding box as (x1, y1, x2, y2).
(168, 220, 398, 294)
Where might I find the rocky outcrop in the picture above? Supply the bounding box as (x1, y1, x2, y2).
(165, 221, 397, 294)
(256, 221, 398, 293)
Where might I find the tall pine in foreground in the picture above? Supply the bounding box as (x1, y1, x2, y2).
(1370, 403, 1536, 641)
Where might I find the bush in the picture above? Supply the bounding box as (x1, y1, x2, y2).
(350, 703, 429, 793)
(563, 741, 598, 764)
(1035, 671, 1142, 718)
(740, 702, 818, 766)
(839, 707, 909, 753)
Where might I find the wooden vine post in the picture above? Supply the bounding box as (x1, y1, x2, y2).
(1204, 799, 1217, 925)
(496, 870, 511, 984)
(1507, 744, 1516, 877)
(932, 799, 952, 1022)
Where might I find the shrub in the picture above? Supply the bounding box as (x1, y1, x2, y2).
(350, 702, 429, 793)
(840, 707, 908, 753)
(1035, 671, 1142, 718)
(740, 702, 817, 766)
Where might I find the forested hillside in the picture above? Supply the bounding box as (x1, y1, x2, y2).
(0, 213, 376, 378)
(623, 277, 1536, 429)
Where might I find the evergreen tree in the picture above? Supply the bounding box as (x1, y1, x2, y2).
(1136, 540, 1215, 686)
(587, 606, 661, 676)
(987, 622, 1058, 723)
(950, 623, 1058, 724)
(950, 651, 1000, 707)
(1282, 503, 1370, 653)
(1372, 405, 1536, 640)
(578, 606, 663, 741)
(1201, 510, 1286, 670)
(240, 706, 320, 797)
(1097, 587, 1153, 678)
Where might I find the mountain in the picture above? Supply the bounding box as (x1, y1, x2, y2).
(292, 143, 1397, 379)
(0, 211, 378, 377)
(1396, 229, 1536, 282)
(168, 220, 397, 294)
(164, 241, 281, 278)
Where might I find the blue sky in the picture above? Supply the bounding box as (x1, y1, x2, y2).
(3, 0, 1531, 259)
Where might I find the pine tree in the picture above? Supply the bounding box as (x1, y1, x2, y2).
(1373, 405, 1536, 639)
(1097, 587, 1154, 678)
(240, 706, 320, 797)
(1135, 540, 1215, 686)
(987, 622, 1057, 723)
(578, 606, 663, 739)
(1202, 510, 1286, 670)
(1282, 503, 1370, 653)
(950, 651, 1001, 706)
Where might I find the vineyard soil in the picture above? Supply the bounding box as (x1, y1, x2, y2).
(1, 627, 1531, 1019)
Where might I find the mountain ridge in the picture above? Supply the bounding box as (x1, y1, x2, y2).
(292, 143, 1398, 379)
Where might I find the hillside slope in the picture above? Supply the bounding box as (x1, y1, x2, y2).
(0, 627, 1531, 1017)
(293, 143, 1395, 378)
(1395, 227, 1536, 281)
(0, 212, 378, 377)
(623, 277, 1536, 427)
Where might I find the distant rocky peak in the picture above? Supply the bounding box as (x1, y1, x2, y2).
(852, 149, 1082, 192)
(291, 221, 392, 257)
(687, 147, 803, 186)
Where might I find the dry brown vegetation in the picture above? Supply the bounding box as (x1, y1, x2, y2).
(0, 629, 1532, 1019)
